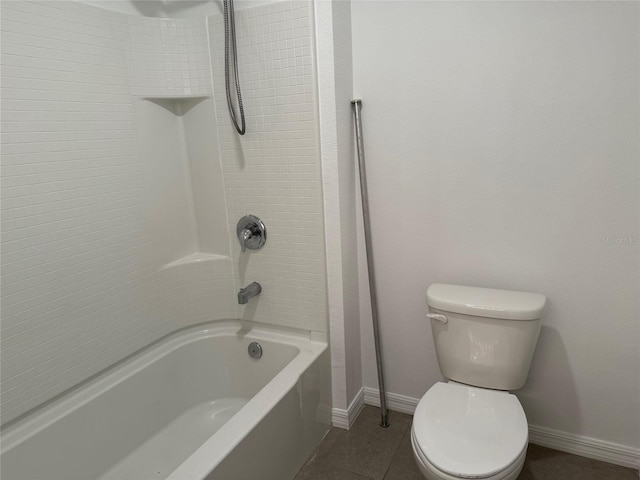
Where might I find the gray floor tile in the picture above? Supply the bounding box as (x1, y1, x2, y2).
(306, 427, 346, 462)
(295, 461, 372, 480)
(518, 444, 639, 480)
(315, 406, 411, 480)
(296, 408, 640, 480)
(383, 428, 423, 480)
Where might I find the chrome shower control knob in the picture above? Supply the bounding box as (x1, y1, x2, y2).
(236, 215, 267, 252)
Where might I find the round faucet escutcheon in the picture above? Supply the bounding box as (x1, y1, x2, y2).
(236, 215, 267, 252)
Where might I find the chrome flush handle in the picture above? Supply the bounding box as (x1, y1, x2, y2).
(426, 313, 448, 324)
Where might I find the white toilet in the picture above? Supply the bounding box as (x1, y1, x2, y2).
(411, 284, 546, 480)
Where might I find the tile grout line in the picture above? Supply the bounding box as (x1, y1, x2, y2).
(381, 411, 413, 480)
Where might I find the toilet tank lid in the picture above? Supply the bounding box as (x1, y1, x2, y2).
(427, 284, 546, 320)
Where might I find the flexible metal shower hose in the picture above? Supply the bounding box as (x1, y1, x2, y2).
(223, 0, 246, 135)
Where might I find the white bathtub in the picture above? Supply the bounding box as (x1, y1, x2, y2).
(1, 320, 331, 480)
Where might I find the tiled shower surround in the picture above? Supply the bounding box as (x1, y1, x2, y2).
(209, 3, 325, 331)
(0, 0, 326, 425)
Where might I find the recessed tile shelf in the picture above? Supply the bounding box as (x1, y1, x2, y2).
(143, 96, 210, 111)
(143, 96, 210, 100)
(160, 252, 231, 271)
(136, 96, 229, 268)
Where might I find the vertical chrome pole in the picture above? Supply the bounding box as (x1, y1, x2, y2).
(351, 99, 389, 428)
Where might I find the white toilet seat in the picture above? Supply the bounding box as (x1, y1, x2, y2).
(411, 382, 529, 480)
(411, 428, 527, 480)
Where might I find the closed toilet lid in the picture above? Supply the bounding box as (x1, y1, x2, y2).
(413, 382, 528, 479)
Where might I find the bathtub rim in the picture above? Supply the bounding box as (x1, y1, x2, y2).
(1, 319, 328, 462)
(168, 327, 329, 480)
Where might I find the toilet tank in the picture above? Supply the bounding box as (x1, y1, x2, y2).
(427, 284, 546, 391)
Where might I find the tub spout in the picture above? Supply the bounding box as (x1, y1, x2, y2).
(238, 282, 262, 304)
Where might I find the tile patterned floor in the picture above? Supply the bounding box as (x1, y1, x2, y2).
(295, 406, 639, 480)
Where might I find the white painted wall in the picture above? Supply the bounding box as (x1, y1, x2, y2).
(352, 0, 639, 452)
(315, 0, 362, 419)
(330, 0, 363, 410)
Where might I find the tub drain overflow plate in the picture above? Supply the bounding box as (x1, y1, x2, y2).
(248, 342, 263, 359)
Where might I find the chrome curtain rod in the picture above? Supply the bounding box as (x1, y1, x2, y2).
(351, 99, 389, 428)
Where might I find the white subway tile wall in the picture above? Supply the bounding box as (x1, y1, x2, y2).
(158, 258, 237, 328)
(1, 0, 167, 425)
(1, 1, 229, 425)
(126, 15, 212, 98)
(209, 1, 327, 333)
(1, 0, 325, 425)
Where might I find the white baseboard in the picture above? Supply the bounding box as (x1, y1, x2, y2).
(363, 386, 419, 415)
(528, 424, 640, 470)
(361, 387, 639, 470)
(331, 387, 364, 429)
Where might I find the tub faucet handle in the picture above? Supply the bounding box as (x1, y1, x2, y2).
(240, 228, 252, 253)
(237, 215, 267, 253)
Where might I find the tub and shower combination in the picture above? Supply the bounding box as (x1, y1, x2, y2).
(1, 0, 331, 477)
(1, 321, 330, 479)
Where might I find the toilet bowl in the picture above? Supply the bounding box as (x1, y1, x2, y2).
(411, 284, 546, 480)
(411, 382, 528, 480)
